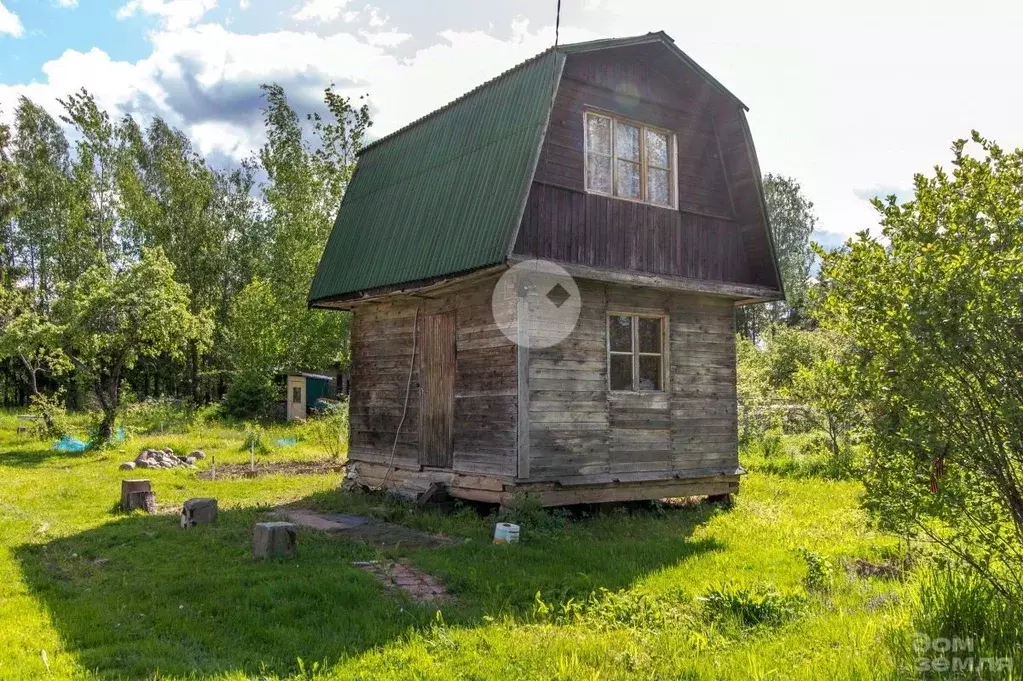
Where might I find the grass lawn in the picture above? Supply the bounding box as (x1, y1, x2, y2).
(0, 411, 918, 680)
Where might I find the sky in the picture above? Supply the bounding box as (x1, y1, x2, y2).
(1, 0, 1021, 247)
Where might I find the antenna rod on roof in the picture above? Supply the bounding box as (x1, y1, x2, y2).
(532, 0, 562, 257)
(555, 0, 561, 47)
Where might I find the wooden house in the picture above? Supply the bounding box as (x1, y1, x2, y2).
(309, 32, 783, 506)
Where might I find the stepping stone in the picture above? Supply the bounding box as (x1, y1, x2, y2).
(253, 522, 297, 559)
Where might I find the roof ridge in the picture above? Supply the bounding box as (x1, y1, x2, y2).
(358, 31, 744, 157)
(359, 46, 557, 155)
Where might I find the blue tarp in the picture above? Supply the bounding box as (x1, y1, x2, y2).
(53, 436, 88, 452)
(274, 437, 298, 448)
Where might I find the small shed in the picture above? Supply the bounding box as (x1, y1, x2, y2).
(285, 372, 333, 421)
(308, 32, 784, 505)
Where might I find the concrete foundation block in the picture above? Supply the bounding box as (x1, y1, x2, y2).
(181, 498, 218, 528)
(253, 521, 297, 559)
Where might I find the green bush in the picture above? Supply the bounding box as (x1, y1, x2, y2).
(701, 583, 806, 628)
(799, 549, 835, 593)
(122, 397, 191, 434)
(307, 399, 349, 460)
(223, 371, 276, 419)
(28, 392, 70, 438)
(241, 423, 274, 456)
(742, 431, 862, 481)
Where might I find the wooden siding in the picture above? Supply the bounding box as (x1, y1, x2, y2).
(715, 108, 780, 288)
(348, 275, 518, 479)
(418, 312, 455, 467)
(526, 281, 738, 482)
(515, 183, 749, 282)
(514, 44, 776, 289)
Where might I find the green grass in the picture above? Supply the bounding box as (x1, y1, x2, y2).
(0, 411, 923, 680)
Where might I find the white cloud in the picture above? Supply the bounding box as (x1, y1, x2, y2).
(0, 1, 24, 37)
(117, 0, 217, 30)
(8, 0, 1021, 245)
(360, 28, 410, 48)
(238, 0, 248, 8)
(0, 20, 596, 162)
(293, 0, 350, 22)
(55, 0, 79, 8)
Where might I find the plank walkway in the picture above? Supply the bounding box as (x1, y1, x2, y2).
(271, 508, 461, 549)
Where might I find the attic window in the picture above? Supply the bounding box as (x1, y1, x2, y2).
(585, 112, 676, 208)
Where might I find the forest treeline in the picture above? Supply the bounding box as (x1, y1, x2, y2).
(0, 84, 370, 420)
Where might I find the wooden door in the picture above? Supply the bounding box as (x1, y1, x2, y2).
(419, 312, 455, 468)
(286, 375, 306, 421)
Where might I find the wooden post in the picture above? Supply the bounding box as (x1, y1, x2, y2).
(121, 479, 153, 512)
(516, 285, 530, 479)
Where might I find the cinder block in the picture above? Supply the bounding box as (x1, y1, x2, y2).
(253, 521, 297, 559)
(181, 498, 218, 528)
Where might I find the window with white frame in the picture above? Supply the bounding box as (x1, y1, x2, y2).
(608, 313, 665, 391)
(585, 112, 675, 208)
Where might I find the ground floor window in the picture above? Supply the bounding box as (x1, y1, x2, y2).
(608, 313, 665, 391)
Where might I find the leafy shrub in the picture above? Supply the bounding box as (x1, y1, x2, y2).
(307, 399, 348, 460)
(241, 423, 274, 456)
(496, 493, 571, 536)
(742, 431, 862, 481)
(800, 549, 835, 593)
(701, 583, 806, 628)
(122, 397, 191, 434)
(224, 371, 276, 419)
(28, 392, 70, 438)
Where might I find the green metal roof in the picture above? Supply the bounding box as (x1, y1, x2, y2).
(308, 49, 564, 305)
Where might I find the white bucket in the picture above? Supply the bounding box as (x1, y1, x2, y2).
(493, 522, 520, 544)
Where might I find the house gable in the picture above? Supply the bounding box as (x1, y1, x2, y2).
(512, 37, 783, 293)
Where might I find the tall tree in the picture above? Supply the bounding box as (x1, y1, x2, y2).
(817, 132, 1023, 599)
(53, 248, 210, 440)
(9, 98, 74, 307)
(229, 84, 369, 377)
(737, 174, 818, 341)
(117, 116, 226, 400)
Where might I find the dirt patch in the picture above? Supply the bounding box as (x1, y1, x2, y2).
(354, 560, 448, 602)
(197, 460, 346, 480)
(848, 557, 906, 580)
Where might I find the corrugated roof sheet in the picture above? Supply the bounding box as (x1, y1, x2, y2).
(308, 49, 564, 305)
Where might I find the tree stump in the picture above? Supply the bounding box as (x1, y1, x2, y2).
(253, 522, 297, 559)
(181, 498, 218, 528)
(121, 479, 154, 513)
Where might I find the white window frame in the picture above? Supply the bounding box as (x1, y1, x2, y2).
(607, 312, 668, 392)
(583, 110, 678, 210)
